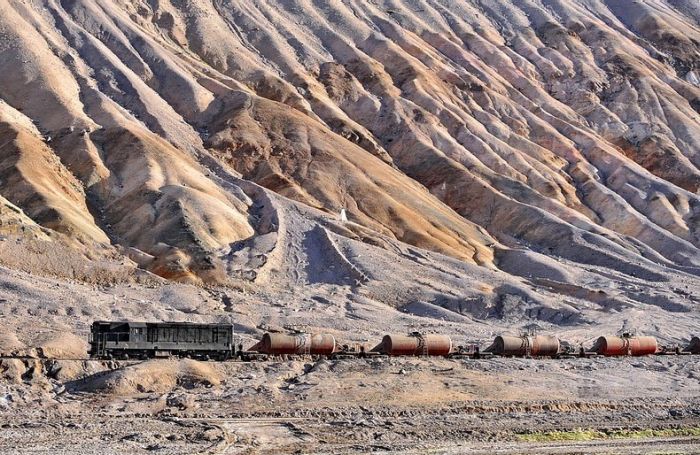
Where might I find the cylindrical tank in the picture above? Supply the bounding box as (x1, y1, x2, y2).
(591, 336, 658, 356)
(375, 334, 452, 356)
(487, 335, 560, 357)
(256, 333, 336, 355)
(687, 336, 700, 354)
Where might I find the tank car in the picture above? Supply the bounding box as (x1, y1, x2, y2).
(590, 333, 658, 356)
(251, 332, 337, 355)
(485, 335, 560, 357)
(372, 333, 452, 356)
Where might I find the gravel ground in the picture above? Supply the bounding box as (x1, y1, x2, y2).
(1, 356, 699, 454)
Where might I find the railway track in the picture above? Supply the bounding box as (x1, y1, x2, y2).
(0, 351, 697, 364)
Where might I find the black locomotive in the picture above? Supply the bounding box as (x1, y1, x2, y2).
(89, 321, 234, 360)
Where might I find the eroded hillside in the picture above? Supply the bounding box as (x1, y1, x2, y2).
(0, 0, 698, 334)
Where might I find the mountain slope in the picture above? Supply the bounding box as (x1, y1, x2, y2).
(0, 0, 698, 331)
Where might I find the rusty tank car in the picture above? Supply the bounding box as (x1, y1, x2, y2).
(372, 333, 452, 356)
(687, 337, 700, 354)
(590, 334, 658, 356)
(253, 332, 337, 355)
(486, 335, 560, 357)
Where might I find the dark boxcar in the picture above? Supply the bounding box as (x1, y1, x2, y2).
(89, 321, 234, 360)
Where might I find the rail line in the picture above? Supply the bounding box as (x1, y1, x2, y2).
(0, 350, 698, 364)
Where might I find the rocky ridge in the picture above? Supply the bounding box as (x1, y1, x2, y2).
(0, 0, 698, 334)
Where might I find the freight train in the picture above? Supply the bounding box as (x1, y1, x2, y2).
(88, 321, 700, 361)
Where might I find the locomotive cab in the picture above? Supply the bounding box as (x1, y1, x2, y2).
(89, 321, 147, 359)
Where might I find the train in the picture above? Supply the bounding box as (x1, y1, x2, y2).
(88, 321, 700, 361)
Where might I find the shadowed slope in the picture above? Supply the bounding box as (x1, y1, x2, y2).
(0, 0, 697, 290)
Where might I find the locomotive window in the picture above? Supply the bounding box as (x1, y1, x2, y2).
(107, 332, 129, 342)
(213, 328, 229, 344)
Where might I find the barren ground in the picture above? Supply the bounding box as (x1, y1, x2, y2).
(0, 263, 698, 454)
(1, 355, 699, 454)
(1, 0, 700, 452)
